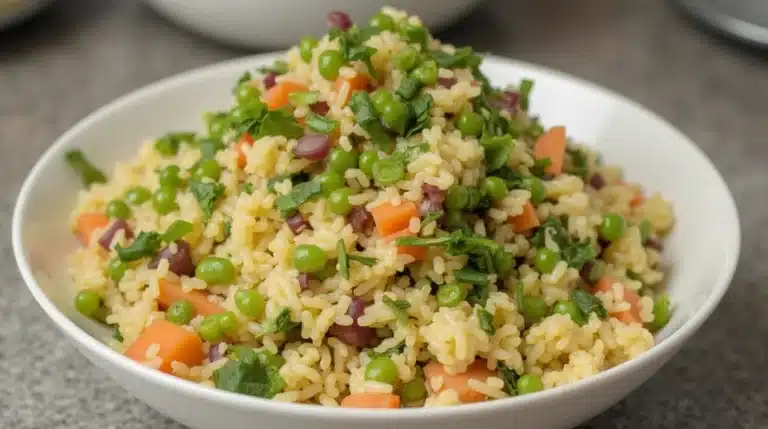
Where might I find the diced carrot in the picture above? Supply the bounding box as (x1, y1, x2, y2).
(629, 192, 644, 207)
(370, 201, 419, 237)
(593, 276, 641, 324)
(334, 73, 370, 106)
(124, 319, 205, 373)
(340, 392, 401, 409)
(264, 80, 308, 111)
(158, 279, 225, 316)
(509, 201, 540, 233)
(533, 126, 566, 175)
(235, 132, 255, 168)
(424, 359, 496, 403)
(383, 229, 427, 261)
(75, 212, 110, 245)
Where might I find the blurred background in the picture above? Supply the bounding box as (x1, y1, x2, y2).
(2, 1, 767, 428)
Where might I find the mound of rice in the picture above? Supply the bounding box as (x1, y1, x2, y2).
(66, 7, 674, 409)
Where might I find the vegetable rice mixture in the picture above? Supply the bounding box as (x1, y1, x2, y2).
(66, 8, 675, 409)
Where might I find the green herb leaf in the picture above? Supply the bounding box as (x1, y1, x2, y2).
(234, 71, 253, 92)
(454, 268, 489, 286)
(288, 91, 321, 106)
(189, 180, 225, 221)
(405, 93, 433, 137)
(394, 234, 458, 248)
(348, 254, 377, 266)
(429, 47, 481, 69)
(162, 220, 193, 243)
(390, 141, 430, 165)
(349, 91, 393, 151)
(565, 147, 588, 178)
(258, 60, 289, 76)
(515, 281, 525, 313)
(347, 44, 379, 79)
(266, 172, 310, 194)
(213, 345, 286, 398)
(111, 324, 123, 342)
(396, 76, 423, 101)
(265, 307, 299, 333)
(337, 239, 349, 280)
(399, 24, 429, 49)
(368, 342, 406, 359)
(467, 283, 490, 307)
(274, 180, 322, 217)
(115, 231, 162, 262)
(198, 137, 225, 160)
(420, 210, 444, 231)
(571, 289, 607, 321)
(497, 362, 519, 396)
(65, 150, 107, 188)
(561, 239, 597, 270)
(256, 110, 304, 140)
(305, 113, 339, 135)
(475, 305, 496, 335)
(518, 78, 534, 111)
(154, 132, 196, 157)
(530, 216, 569, 249)
(329, 27, 379, 79)
(242, 182, 254, 194)
(223, 220, 232, 240)
(382, 296, 410, 325)
(494, 166, 525, 189)
(482, 134, 514, 172)
(530, 157, 552, 178)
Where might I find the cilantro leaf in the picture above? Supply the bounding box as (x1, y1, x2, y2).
(111, 324, 123, 342)
(305, 113, 339, 135)
(256, 110, 304, 140)
(571, 289, 607, 321)
(234, 71, 252, 92)
(453, 268, 489, 286)
(65, 150, 107, 188)
(398, 23, 429, 49)
(405, 93, 433, 137)
(518, 78, 534, 111)
(497, 362, 519, 396)
(368, 342, 406, 359)
(266, 172, 310, 194)
(382, 296, 410, 325)
(162, 220, 193, 243)
(530, 216, 569, 249)
(530, 157, 552, 178)
(274, 180, 322, 218)
(565, 147, 589, 178)
(242, 182, 254, 194)
(429, 47, 481, 69)
(189, 180, 225, 220)
(349, 91, 394, 151)
(475, 305, 496, 335)
(329, 27, 378, 78)
(348, 254, 377, 266)
(482, 134, 514, 172)
(198, 137, 225, 160)
(337, 239, 350, 280)
(115, 231, 162, 262)
(420, 210, 444, 231)
(258, 60, 289, 75)
(494, 166, 525, 189)
(561, 240, 597, 270)
(265, 307, 299, 333)
(396, 76, 422, 101)
(213, 346, 286, 398)
(153, 132, 196, 157)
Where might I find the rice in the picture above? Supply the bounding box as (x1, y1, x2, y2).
(65, 7, 675, 409)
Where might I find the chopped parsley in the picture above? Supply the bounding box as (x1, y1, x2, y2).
(255, 110, 304, 139)
(189, 180, 225, 220)
(274, 180, 322, 218)
(305, 113, 339, 135)
(328, 27, 378, 78)
(475, 305, 496, 335)
(396, 76, 422, 101)
(265, 307, 299, 334)
(349, 91, 393, 151)
(518, 78, 534, 111)
(531, 217, 597, 270)
(497, 362, 520, 396)
(571, 289, 608, 321)
(368, 342, 406, 359)
(420, 210, 444, 231)
(213, 346, 286, 398)
(429, 47, 481, 69)
(115, 231, 162, 262)
(65, 150, 107, 188)
(404, 93, 434, 137)
(288, 90, 321, 106)
(153, 132, 196, 157)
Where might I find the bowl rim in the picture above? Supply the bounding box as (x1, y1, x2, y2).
(12, 52, 741, 420)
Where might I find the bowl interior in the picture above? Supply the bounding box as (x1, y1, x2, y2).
(13, 53, 739, 394)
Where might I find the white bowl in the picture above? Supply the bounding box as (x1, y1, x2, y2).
(143, 0, 484, 49)
(12, 53, 740, 429)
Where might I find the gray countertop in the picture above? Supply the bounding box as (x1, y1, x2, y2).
(1, 1, 767, 428)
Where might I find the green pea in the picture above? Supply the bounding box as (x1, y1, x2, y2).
(393, 46, 420, 71)
(154, 136, 178, 156)
(318, 50, 345, 80)
(412, 60, 438, 86)
(482, 177, 507, 201)
(195, 257, 237, 284)
(292, 244, 327, 273)
(649, 294, 671, 332)
(299, 36, 319, 63)
(400, 377, 427, 402)
(456, 110, 484, 137)
(492, 249, 515, 278)
(380, 98, 408, 134)
(217, 311, 239, 333)
(372, 158, 405, 186)
(206, 113, 229, 139)
(369, 12, 396, 31)
(152, 187, 178, 215)
(74, 290, 101, 317)
(191, 158, 221, 181)
(534, 248, 561, 274)
(235, 83, 260, 105)
(328, 148, 358, 174)
(522, 176, 546, 204)
(639, 219, 652, 244)
(371, 89, 395, 115)
(365, 356, 398, 384)
(445, 185, 469, 210)
(442, 210, 468, 232)
(107, 258, 129, 282)
(105, 199, 130, 219)
(158, 165, 182, 188)
(316, 171, 347, 196)
(521, 296, 549, 325)
(553, 300, 586, 325)
(235, 289, 266, 318)
(358, 150, 381, 177)
(516, 374, 543, 395)
(328, 187, 354, 215)
(436, 283, 467, 307)
(124, 186, 151, 205)
(198, 316, 223, 342)
(167, 300, 196, 325)
(600, 214, 626, 242)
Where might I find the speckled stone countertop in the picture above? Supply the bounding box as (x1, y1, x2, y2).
(1, 1, 767, 428)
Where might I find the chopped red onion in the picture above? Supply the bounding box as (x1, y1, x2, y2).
(437, 77, 457, 88)
(420, 183, 445, 215)
(208, 343, 222, 362)
(98, 219, 133, 250)
(293, 134, 331, 160)
(309, 101, 330, 116)
(263, 72, 277, 90)
(589, 174, 606, 190)
(327, 11, 352, 30)
(148, 240, 195, 277)
(327, 297, 375, 347)
(297, 273, 312, 290)
(347, 206, 373, 234)
(286, 213, 311, 235)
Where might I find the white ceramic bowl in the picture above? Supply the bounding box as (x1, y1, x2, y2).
(143, 0, 484, 49)
(12, 53, 740, 429)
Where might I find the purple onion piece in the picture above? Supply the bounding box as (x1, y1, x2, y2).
(310, 101, 330, 116)
(579, 260, 595, 282)
(347, 206, 373, 235)
(293, 134, 331, 160)
(645, 238, 663, 251)
(148, 240, 195, 277)
(98, 219, 133, 250)
(286, 213, 311, 235)
(208, 343, 222, 362)
(420, 183, 445, 216)
(347, 297, 367, 320)
(297, 273, 312, 291)
(328, 297, 375, 347)
(589, 174, 606, 190)
(437, 77, 457, 88)
(327, 11, 352, 30)
(263, 72, 277, 90)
